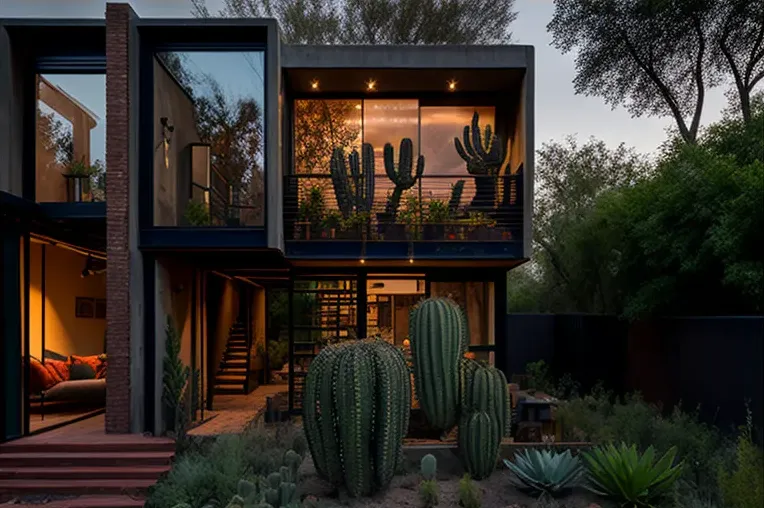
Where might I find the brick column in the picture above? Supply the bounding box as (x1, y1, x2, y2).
(105, 2, 133, 433)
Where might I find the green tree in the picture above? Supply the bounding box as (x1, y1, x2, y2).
(191, 0, 518, 44)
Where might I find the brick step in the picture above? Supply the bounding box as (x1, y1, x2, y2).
(0, 440, 175, 455)
(215, 385, 246, 394)
(0, 479, 156, 496)
(0, 452, 173, 468)
(215, 375, 246, 385)
(226, 346, 248, 352)
(10, 495, 147, 508)
(223, 359, 246, 366)
(219, 367, 247, 374)
(225, 352, 248, 359)
(0, 465, 170, 480)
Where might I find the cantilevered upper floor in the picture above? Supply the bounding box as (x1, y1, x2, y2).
(1, 7, 533, 265)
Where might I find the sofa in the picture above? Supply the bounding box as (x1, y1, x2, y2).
(29, 350, 107, 419)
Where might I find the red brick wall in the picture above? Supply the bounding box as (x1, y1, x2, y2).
(105, 3, 132, 434)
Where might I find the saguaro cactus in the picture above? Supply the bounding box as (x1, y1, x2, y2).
(458, 359, 510, 480)
(330, 143, 376, 219)
(448, 179, 465, 216)
(409, 298, 468, 432)
(303, 340, 411, 497)
(383, 138, 424, 218)
(454, 111, 506, 210)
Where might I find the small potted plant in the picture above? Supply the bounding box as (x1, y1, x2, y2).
(423, 199, 449, 240)
(321, 210, 342, 239)
(339, 210, 369, 240)
(296, 186, 325, 240)
(184, 200, 212, 226)
(397, 193, 421, 241)
(466, 211, 499, 240)
(62, 157, 96, 202)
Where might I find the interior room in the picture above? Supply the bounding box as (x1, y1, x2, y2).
(26, 238, 107, 434)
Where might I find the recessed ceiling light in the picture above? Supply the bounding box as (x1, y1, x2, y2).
(366, 79, 376, 91)
(310, 80, 319, 90)
(448, 80, 457, 91)
(355, 104, 362, 110)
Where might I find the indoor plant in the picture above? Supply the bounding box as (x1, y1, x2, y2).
(62, 157, 96, 202)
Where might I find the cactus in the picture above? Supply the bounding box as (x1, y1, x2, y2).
(409, 298, 468, 431)
(460, 410, 501, 480)
(454, 111, 506, 211)
(303, 339, 411, 497)
(283, 449, 301, 481)
(421, 453, 437, 481)
(330, 143, 375, 219)
(383, 138, 424, 219)
(448, 179, 465, 215)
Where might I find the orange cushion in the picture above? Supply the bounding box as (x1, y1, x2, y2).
(44, 359, 69, 383)
(71, 355, 101, 373)
(30, 357, 57, 392)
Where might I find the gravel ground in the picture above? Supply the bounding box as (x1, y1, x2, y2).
(298, 456, 612, 508)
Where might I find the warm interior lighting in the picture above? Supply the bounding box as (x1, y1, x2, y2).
(366, 79, 376, 91)
(409, 258, 414, 264)
(448, 80, 457, 91)
(360, 258, 366, 264)
(355, 104, 362, 110)
(310, 80, 319, 90)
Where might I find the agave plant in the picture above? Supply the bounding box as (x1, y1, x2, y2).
(583, 443, 684, 507)
(503, 449, 583, 497)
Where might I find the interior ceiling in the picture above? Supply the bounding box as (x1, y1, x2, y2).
(286, 68, 524, 94)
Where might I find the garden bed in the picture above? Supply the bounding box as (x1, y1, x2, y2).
(298, 455, 610, 507)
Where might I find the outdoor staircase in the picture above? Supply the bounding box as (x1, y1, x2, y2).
(0, 434, 175, 506)
(214, 321, 251, 395)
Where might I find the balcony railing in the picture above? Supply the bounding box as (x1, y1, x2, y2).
(188, 165, 263, 227)
(284, 173, 523, 243)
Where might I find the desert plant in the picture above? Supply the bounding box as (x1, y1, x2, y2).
(718, 408, 764, 508)
(583, 443, 684, 507)
(460, 410, 501, 481)
(454, 111, 505, 210)
(503, 449, 584, 497)
(421, 453, 437, 481)
(163, 317, 190, 435)
(419, 479, 439, 508)
(409, 297, 467, 432)
(185, 201, 212, 226)
(382, 138, 424, 219)
(458, 474, 482, 508)
(448, 180, 465, 215)
(302, 339, 411, 497)
(426, 199, 450, 223)
(330, 143, 375, 219)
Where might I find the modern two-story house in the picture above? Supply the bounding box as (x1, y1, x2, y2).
(0, 3, 533, 441)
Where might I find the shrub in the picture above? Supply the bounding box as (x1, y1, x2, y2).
(718, 409, 764, 508)
(503, 449, 583, 497)
(419, 479, 439, 507)
(583, 443, 683, 507)
(458, 474, 481, 508)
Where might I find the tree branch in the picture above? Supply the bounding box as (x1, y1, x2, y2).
(688, 13, 706, 141)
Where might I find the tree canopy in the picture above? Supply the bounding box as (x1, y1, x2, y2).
(191, 0, 518, 44)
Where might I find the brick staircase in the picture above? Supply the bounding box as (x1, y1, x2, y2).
(0, 434, 175, 506)
(214, 321, 251, 394)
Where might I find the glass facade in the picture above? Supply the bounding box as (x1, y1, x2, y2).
(153, 51, 266, 227)
(35, 74, 106, 203)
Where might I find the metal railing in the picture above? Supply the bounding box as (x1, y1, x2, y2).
(284, 173, 524, 242)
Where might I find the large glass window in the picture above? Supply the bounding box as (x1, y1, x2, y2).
(431, 281, 495, 364)
(153, 51, 265, 227)
(35, 74, 106, 203)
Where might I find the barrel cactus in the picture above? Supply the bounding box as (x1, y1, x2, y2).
(458, 359, 510, 480)
(303, 340, 411, 497)
(409, 297, 468, 431)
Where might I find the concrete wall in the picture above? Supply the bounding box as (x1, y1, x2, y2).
(152, 58, 200, 227)
(28, 243, 107, 359)
(0, 25, 26, 196)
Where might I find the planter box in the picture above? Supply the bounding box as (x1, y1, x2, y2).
(64, 174, 91, 203)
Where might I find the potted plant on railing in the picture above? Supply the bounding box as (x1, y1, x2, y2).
(423, 199, 449, 240)
(321, 210, 342, 239)
(184, 200, 212, 226)
(466, 211, 500, 241)
(397, 193, 421, 241)
(296, 185, 325, 240)
(338, 210, 370, 240)
(377, 139, 424, 240)
(62, 158, 97, 202)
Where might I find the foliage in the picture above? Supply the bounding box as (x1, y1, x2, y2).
(419, 479, 439, 508)
(192, 0, 517, 45)
(185, 201, 212, 226)
(302, 339, 411, 497)
(448, 180, 466, 216)
(147, 423, 307, 508)
(503, 449, 584, 497)
(292, 100, 362, 175)
(525, 360, 555, 395)
(425, 199, 450, 224)
(162, 317, 190, 436)
(583, 443, 684, 507)
(458, 474, 481, 508)
(718, 408, 764, 508)
(409, 297, 467, 431)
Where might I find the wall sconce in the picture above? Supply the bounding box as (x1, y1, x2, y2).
(160, 117, 175, 169)
(310, 80, 319, 90)
(448, 80, 457, 91)
(366, 79, 376, 92)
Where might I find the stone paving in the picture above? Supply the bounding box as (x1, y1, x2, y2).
(188, 383, 289, 436)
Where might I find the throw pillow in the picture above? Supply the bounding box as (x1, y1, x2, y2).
(30, 357, 57, 392)
(95, 355, 107, 379)
(69, 362, 96, 380)
(44, 359, 69, 383)
(71, 355, 101, 374)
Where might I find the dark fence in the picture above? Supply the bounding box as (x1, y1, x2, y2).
(504, 314, 763, 433)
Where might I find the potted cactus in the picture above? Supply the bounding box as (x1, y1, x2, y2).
(454, 112, 506, 212)
(377, 138, 424, 240)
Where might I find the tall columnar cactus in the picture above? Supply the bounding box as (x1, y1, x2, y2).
(448, 179, 465, 216)
(303, 340, 411, 497)
(460, 410, 501, 480)
(454, 111, 506, 210)
(383, 138, 424, 218)
(330, 143, 376, 219)
(409, 298, 468, 432)
(458, 359, 510, 480)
